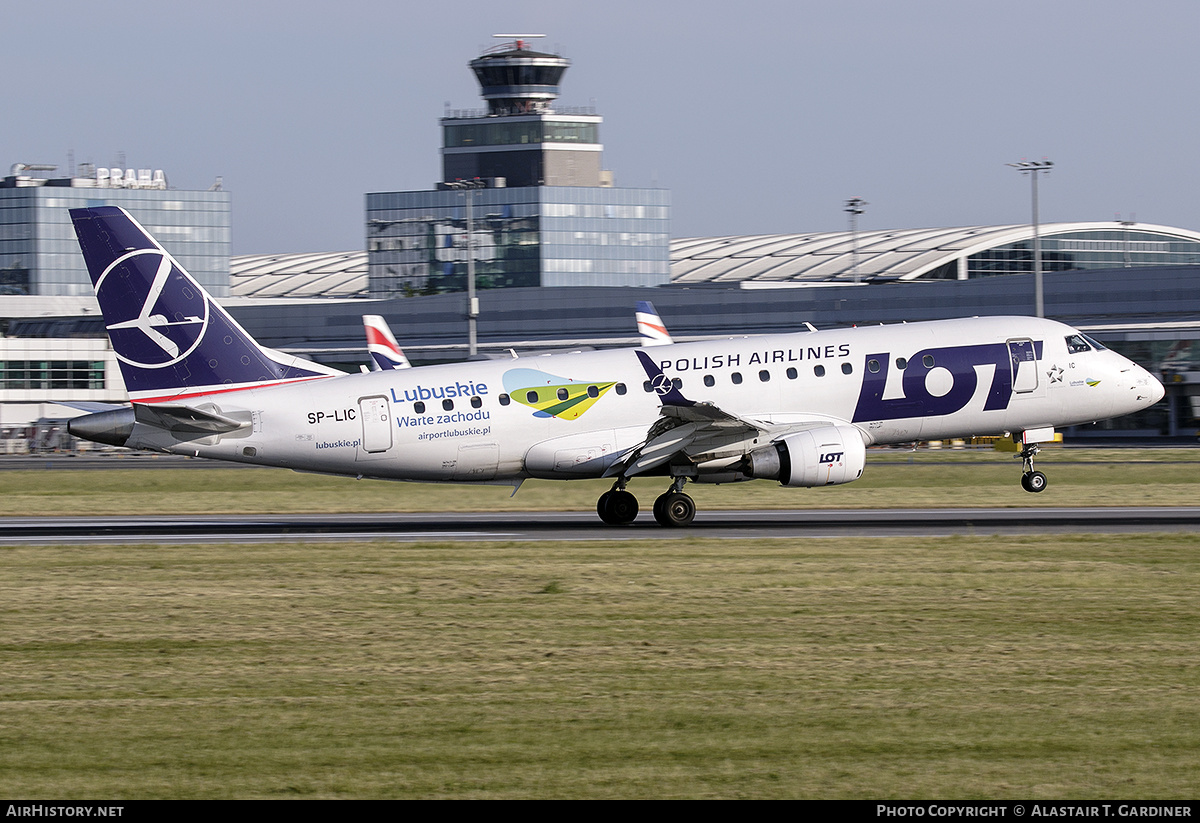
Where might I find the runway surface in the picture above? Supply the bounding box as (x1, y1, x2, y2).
(4, 507, 1200, 544)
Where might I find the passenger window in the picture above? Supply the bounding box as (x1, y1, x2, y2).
(587, 385, 599, 398)
(557, 388, 569, 401)
(643, 380, 653, 393)
(786, 368, 797, 379)
(672, 378, 682, 389)
(499, 394, 510, 406)
(704, 375, 715, 387)
(442, 399, 453, 411)
(414, 401, 425, 413)
(896, 357, 907, 370)
(759, 370, 770, 382)
(841, 363, 853, 375)
(814, 365, 826, 377)
(471, 396, 482, 409)
(731, 372, 743, 385)
(526, 390, 539, 403)
(615, 383, 627, 395)
(868, 359, 880, 373)
(923, 354, 935, 368)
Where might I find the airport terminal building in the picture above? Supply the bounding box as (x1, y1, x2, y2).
(1, 164, 231, 297)
(0, 164, 231, 430)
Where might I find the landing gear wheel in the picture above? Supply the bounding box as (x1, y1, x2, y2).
(1022, 471, 1048, 494)
(599, 489, 639, 524)
(1017, 441, 1047, 494)
(653, 492, 696, 527)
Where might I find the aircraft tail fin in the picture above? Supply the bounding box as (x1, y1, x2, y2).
(363, 314, 411, 370)
(70, 206, 339, 402)
(636, 300, 673, 346)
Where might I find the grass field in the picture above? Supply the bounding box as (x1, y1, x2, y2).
(2, 534, 1199, 798)
(2, 451, 1198, 797)
(2, 447, 1199, 516)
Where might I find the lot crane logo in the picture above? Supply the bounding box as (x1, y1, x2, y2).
(502, 368, 615, 420)
(649, 372, 674, 396)
(96, 249, 209, 369)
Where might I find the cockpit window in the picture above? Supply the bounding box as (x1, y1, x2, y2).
(1064, 334, 1092, 354)
(1065, 333, 1109, 353)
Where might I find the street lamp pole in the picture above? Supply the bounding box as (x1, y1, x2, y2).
(845, 197, 868, 284)
(446, 179, 486, 356)
(1118, 214, 1137, 268)
(1007, 159, 1053, 318)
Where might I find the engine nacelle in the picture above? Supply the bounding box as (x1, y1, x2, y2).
(744, 425, 866, 487)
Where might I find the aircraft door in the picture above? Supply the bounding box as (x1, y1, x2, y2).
(358, 395, 393, 454)
(1008, 339, 1039, 393)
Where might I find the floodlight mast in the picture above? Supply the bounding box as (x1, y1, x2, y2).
(1007, 159, 1053, 318)
(845, 197, 868, 284)
(445, 178, 486, 356)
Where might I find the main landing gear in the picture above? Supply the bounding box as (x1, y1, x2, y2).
(1019, 443, 1048, 493)
(596, 477, 698, 527)
(653, 478, 696, 528)
(597, 480, 638, 525)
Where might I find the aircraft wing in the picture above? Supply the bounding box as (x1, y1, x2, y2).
(606, 351, 838, 478)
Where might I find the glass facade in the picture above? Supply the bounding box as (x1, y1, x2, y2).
(444, 120, 599, 148)
(966, 229, 1200, 279)
(442, 113, 605, 187)
(0, 187, 231, 297)
(365, 186, 670, 297)
(0, 359, 105, 390)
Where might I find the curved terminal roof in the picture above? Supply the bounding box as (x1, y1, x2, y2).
(672, 222, 1200, 285)
(231, 251, 368, 299)
(231, 221, 1200, 298)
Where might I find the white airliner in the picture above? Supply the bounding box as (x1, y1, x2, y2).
(67, 207, 1165, 526)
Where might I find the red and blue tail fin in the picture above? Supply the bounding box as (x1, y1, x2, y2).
(363, 314, 411, 370)
(636, 300, 673, 347)
(71, 206, 338, 402)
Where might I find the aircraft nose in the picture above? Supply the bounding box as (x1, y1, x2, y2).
(1125, 365, 1165, 408)
(1148, 371, 1166, 405)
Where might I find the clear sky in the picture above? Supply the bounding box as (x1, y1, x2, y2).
(6, 0, 1198, 254)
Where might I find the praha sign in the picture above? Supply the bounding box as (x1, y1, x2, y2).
(95, 168, 168, 190)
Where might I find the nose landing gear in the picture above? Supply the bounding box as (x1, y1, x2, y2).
(1019, 443, 1048, 493)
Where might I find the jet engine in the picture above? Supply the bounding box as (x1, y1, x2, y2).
(743, 425, 866, 487)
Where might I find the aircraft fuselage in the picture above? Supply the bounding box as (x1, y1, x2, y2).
(122, 316, 1160, 484)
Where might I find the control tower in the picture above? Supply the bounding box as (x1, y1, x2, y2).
(441, 36, 608, 188)
(366, 36, 668, 296)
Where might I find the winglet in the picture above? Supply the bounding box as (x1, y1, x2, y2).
(634, 349, 694, 407)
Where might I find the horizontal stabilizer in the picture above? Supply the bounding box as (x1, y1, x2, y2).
(134, 403, 247, 435)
